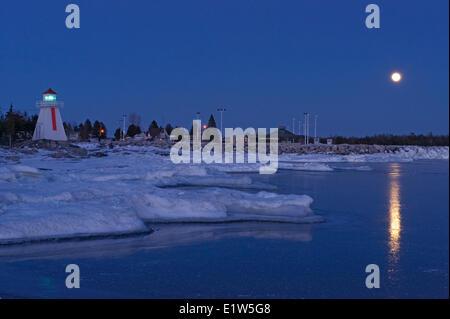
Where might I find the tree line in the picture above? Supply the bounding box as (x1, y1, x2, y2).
(0, 105, 38, 146)
(113, 120, 175, 140)
(1, 106, 447, 146)
(328, 133, 449, 146)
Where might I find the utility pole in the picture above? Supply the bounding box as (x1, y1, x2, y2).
(298, 120, 301, 144)
(314, 115, 318, 139)
(217, 107, 226, 137)
(307, 113, 310, 145)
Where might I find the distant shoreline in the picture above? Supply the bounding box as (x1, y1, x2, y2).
(277, 143, 449, 155)
(1, 140, 448, 160)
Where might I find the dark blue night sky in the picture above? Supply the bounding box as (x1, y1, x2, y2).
(0, 0, 448, 136)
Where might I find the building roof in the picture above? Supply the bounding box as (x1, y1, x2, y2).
(42, 88, 57, 95)
(278, 127, 295, 137)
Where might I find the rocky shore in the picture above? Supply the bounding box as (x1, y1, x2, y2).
(1, 140, 448, 160)
(0, 139, 174, 160)
(278, 143, 409, 155)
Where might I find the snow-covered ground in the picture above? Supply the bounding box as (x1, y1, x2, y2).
(0, 144, 448, 244)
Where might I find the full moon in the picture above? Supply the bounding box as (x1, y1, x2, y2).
(391, 72, 402, 82)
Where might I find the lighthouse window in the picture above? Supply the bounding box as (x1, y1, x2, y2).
(44, 95, 56, 101)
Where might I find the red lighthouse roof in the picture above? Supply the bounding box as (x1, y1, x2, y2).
(42, 88, 57, 95)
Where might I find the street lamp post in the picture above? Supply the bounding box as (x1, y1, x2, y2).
(314, 115, 318, 141)
(217, 107, 226, 137)
(303, 112, 308, 145)
(292, 117, 296, 143)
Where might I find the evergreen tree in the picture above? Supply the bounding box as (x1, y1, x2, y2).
(126, 124, 141, 137)
(99, 122, 107, 139)
(83, 119, 93, 138)
(5, 105, 17, 143)
(149, 120, 160, 138)
(63, 122, 71, 137)
(79, 123, 89, 140)
(165, 123, 173, 136)
(114, 128, 121, 140)
(92, 120, 101, 138)
(208, 114, 216, 128)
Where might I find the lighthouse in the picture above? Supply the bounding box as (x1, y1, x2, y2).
(32, 88, 68, 141)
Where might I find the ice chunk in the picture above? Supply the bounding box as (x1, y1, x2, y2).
(280, 162, 334, 172)
(0, 192, 73, 204)
(133, 192, 228, 221)
(0, 202, 149, 244)
(0, 167, 16, 182)
(92, 174, 142, 182)
(145, 166, 207, 180)
(333, 165, 373, 171)
(133, 188, 321, 223)
(9, 165, 43, 178)
(154, 175, 275, 190)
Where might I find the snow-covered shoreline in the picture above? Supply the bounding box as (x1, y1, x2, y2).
(0, 144, 317, 244)
(278, 143, 449, 158)
(0, 142, 448, 245)
(279, 145, 449, 163)
(2, 141, 448, 158)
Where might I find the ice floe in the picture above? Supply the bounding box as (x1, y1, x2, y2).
(8, 165, 43, 178)
(133, 188, 320, 223)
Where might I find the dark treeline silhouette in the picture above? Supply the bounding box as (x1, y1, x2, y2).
(113, 119, 174, 140)
(73, 119, 107, 141)
(328, 133, 449, 146)
(126, 124, 141, 137)
(1, 106, 448, 147)
(0, 105, 38, 145)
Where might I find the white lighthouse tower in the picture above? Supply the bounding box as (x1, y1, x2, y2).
(32, 88, 67, 141)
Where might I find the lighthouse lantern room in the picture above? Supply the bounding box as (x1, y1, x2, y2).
(32, 88, 68, 141)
